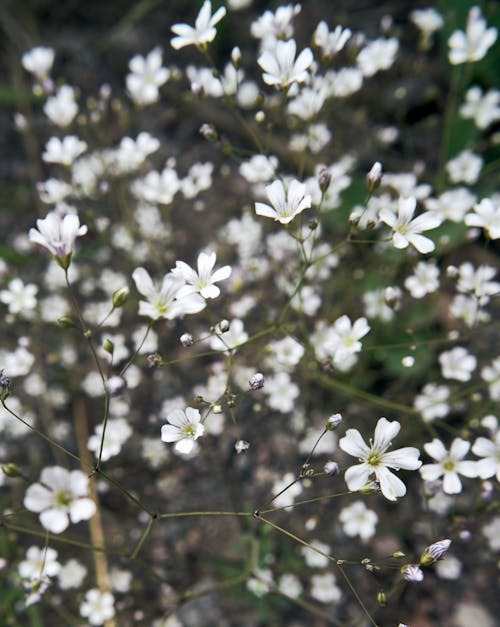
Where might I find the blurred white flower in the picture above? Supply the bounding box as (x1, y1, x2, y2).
(44, 85, 78, 127)
(126, 47, 170, 105)
(339, 500, 378, 541)
(460, 86, 500, 129)
(80, 589, 115, 626)
(357, 38, 399, 77)
(22, 46, 54, 79)
(446, 149, 483, 184)
(420, 438, 478, 494)
(438, 347, 477, 382)
(171, 1, 226, 50)
(448, 6, 497, 65)
(465, 197, 500, 240)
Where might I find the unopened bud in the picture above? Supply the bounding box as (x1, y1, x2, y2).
(318, 168, 331, 193)
(419, 539, 451, 566)
(112, 286, 129, 308)
(180, 333, 194, 347)
(324, 460, 339, 475)
(231, 46, 242, 69)
(326, 413, 342, 429)
(393, 551, 405, 559)
(57, 316, 77, 329)
(106, 375, 126, 397)
(218, 319, 230, 333)
(249, 372, 265, 390)
(308, 219, 318, 231)
(147, 353, 162, 368)
(103, 338, 114, 354)
(377, 591, 387, 607)
(384, 286, 402, 308)
(402, 564, 424, 582)
(199, 123, 218, 141)
(367, 161, 382, 192)
(2, 463, 21, 478)
(212, 404, 223, 414)
(0, 370, 10, 401)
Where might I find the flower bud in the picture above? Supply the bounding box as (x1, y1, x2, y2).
(419, 539, 451, 566)
(326, 413, 342, 430)
(367, 161, 382, 192)
(112, 286, 129, 308)
(147, 353, 162, 368)
(324, 460, 339, 476)
(384, 286, 402, 309)
(235, 439, 250, 454)
(57, 316, 77, 329)
(180, 333, 194, 347)
(392, 551, 405, 559)
(2, 463, 21, 478)
(249, 372, 265, 390)
(231, 46, 242, 69)
(0, 370, 10, 401)
(212, 404, 223, 414)
(103, 338, 114, 354)
(318, 168, 331, 193)
(199, 123, 218, 141)
(377, 591, 387, 607)
(218, 319, 230, 333)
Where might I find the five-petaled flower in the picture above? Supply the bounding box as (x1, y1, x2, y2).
(420, 438, 478, 494)
(161, 407, 205, 454)
(172, 251, 232, 299)
(255, 178, 311, 224)
(171, 1, 227, 51)
(339, 417, 422, 501)
(29, 210, 87, 269)
(24, 466, 96, 534)
(258, 39, 313, 89)
(379, 196, 441, 254)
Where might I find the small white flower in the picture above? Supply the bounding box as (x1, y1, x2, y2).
(161, 407, 205, 454)
(473, 426, 500, 482)
(420, 438, 478, 494)
(132, 267, 205, 320)
(465, 197, 500, 240)
(80, 588, 115, 626)
(24, 466, 96, 534)
(42, 135, 87, 166)
(414, 382, 450, 422)
(481, 357, 500, 400)
(339, 417, 422, 501)
(438, 347, 477, 381)
(87, 417, 132, 462)
(18, 546, 61, 581)
(22, 46, 55, 79)
(172, 251, 231, 299)
(448, 6, 497, 65)
(328, 315, 370, 364)
(446, 149, 483, 184)
(310, 572, 342, 603)
(256, 178, 312, 225)
(339, 500, 378, 541)
(258, 39, 313, 88)
(44, 85, 78, 127)
(313, 21, 352, 58)
(357, 38, 399, 77)
(171, 1, 227, 50)
(0, 278, 38, 316)
(29, 210, 87, 267)
(126, 47, 170, 105)
(379, 196, 441, 254)
(460, 86, 500, 129)
(405, 261, 440, 298)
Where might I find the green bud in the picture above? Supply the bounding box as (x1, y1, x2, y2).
(112, 286, 129, 308)
(103, 338, 114, 354)
(392, 551, 406, 559)
(57, 316, 77, 329)
(2, 463, 21, 478)
(377, 591, 387, 607)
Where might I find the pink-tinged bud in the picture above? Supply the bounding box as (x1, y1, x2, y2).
(326, 413, 342, 429)
(324, 461, 339, 475)
(318, 168, 331, 193)
(420, 539, 451, 566)
(367, 161, 382, 192)
(249, 372, 265, 390)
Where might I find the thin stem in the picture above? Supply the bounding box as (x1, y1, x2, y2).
(130, 515, 157, 559)
(159, 510, 252, 519)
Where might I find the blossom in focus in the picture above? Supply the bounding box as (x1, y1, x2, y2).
(24, 466, 96, 534)
(258, 39, 313, 88)
(161, 407, 205, 454)
(126, 47, 170, 105)
(172, 251, 232, 299)
(379, 196, 441, 254)
(255, 178, 311, 224)
(171, 1, 227, 50)
(448, 6, 497, 65)
(29, 210, 87, 268)
(339, 417, 422, 501)
(420, 438, 478, 494)
(132, 267, 205, 320)
(328, 315, 370, 364)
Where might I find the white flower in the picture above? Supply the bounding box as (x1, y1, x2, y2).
(278, 573, 302, 599)
(301, 540, 330, 568)
(310, 572, 342, 603)
(339, 417, 422, 501)
(132, 267, 205, 320)
(80, 589, 115, 626)
(172, 251, 231, 299)
(18, 546, 61, 581)
(42, 135, 87, 166)
(0, 278, 38, 316)
(420, 438, 478, 494)
(482, 516, 500, 551)
(271, 471, 302, 508)
(465, 198, 500, 240)
(328, 315, 370, 364)
(263, 371, 300, 414)
(87, 417, 132, 462)
(439, 347, 477, 381)
(171, 1, 227, 50)
(126, 47, 170, 105)
(472, 429, 500, 481)
(448, 6, 497, 65)
(258, 39, 313, 88)
(43, 85, 78, 127)
(481, 357, 500, 400)
(22, 46, 54, 79)
(379, 196, 441, 254)
(410, 9, 444, 36)
(161, 407, 205, 454)
(405, 261, 440, 298)
(246, 568, 273, 597)
(460, 86, 500, 129)
(357, 38, 399, 77)
(29, 210, 87, 266)
(255, 178, 312, 225)
(265, 336, 304, 372)
(313, 21, 352, 58)
(414, 382, 450, 422)
(58, 559, 87, 590)
(24, 466, 96, 534)
(339, 500, 378, 541)
(446, 149, 483, 184)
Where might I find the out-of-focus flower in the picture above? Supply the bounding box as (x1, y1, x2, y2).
(29, 210, 87, 268)
(42, 135, 87, 166)
(24, 466, 96, 534)
(339, 417, 422, 501)
(438, 347, 477, 381)
(80, 589, 115, 625)
(313, 21, 351, 58)
(339, 500, 378, 540)
(44, 85, 78, 127)
(357, 38, 399, 77)
(402, 564, 424, 582)
(258, 39, 313, 88)
(460, 86, 500, 129)
(465, 198, 500, 240)
(22, 46, 55, 80)
(171, 1, 227, 50)
(126, 47, 170, 105)
(446, 149, 483, 184)
(448, 6, 497, 65)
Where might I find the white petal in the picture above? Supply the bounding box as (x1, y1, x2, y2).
(376, 467, 406, 501)
(339, 429, 369, 458)
(344, 463, 371, 491)
(40, 508, 69, 534)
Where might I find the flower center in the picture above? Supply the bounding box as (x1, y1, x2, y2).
(367, 451, 383, 467)
(443, 459, 456, 472)
(55, 489, 74, 508)
(181, 424, 197, 439)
